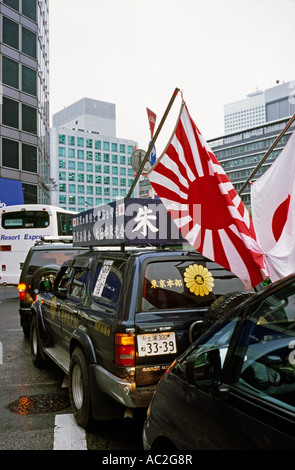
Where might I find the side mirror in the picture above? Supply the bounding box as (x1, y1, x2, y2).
(185, 348, 229, 400)
(38, 279, 53, 293)
(186, 348, 221, 386)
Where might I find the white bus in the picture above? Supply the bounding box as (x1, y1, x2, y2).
(0, 204, 76, 285)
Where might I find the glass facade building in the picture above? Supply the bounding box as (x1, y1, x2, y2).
(0, 0, 50, 204)
(50, 98, 138, 212)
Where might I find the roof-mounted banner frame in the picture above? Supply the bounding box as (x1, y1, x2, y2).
(72, 198, 186, 247)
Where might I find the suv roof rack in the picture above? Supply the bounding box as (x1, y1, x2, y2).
(36, 236, 73, 245)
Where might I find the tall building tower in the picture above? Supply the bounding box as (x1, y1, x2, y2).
(0, 0, 50, 204)
(50, 98, 138, 212)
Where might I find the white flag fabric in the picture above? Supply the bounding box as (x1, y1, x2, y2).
(148, 103, 269, 289)
(251, 129, 295, 281)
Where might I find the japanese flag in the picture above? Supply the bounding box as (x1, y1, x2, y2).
(251, 129, 295, 281)
(148, 103, 269, 289)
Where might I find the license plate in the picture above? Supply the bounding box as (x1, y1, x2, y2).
(137, 332, 177, 357)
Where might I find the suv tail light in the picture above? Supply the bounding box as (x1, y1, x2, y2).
(17, 283, 27, 301)
(115, 333, 135, 367)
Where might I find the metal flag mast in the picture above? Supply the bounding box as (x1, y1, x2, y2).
(127, 87, 180, 198)
(238, 113, 295, 196)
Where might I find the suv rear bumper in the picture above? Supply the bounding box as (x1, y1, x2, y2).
(92, 364, 156, 408)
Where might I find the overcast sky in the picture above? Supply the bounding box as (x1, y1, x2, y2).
(49, 0, 295, 154)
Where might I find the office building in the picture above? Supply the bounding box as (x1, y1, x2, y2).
(209, 117, 295, 206)
(50, 98, 138, 212)
(224, 80, 295, 134)
(0, 0, 50, 204)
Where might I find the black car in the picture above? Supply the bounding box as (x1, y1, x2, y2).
(143, 274, 295, 450)
(29, 247, 245, 427)
(18, 238, 88, 337)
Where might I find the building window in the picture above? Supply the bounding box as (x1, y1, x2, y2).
(68, 135, 75, 146)
(59, 171, 66, 180)
(103, 142, 110, 151)
(68, 172, 75, 181)
(86, 151, 93, 160)
(59, 147, 66, 157)
(59, 160, 66, 169)
(68, 148, 75, 158)
(3, 97, 19, 129)
(86, 163, 93, 172)
(78, 185, 84, 194)
(112, 154, 118, 164)
(3, 16, 19, 50)
(22, 143, 37, 172)
(120, 155, 126, 165)
(59, 184, 66, 192)
(22, 0, 37, 22)
(22, 27, 37, 59)
(59, 134, 66, 144)
(77, 137, 84, 147)
(77, 174, 84, 182)
(77, 150, 84, 159)
(120, 144, 126, 153)
(78, 196, 85, 205)
(112, 143, 118, 152)
(95, 140, 101, 150)
(4, 0, 19, 11)
(68, 161, 75, 170)
(22, 104, 37, 134)
(2, 56, 19, 89)
(68, 184, 76, 193)
(86, 186, 93, 195)
(69, 195, 76, 205)
(77, 162, 84, 171)
(95, 152, 101, 162)
(59, 195, 66, 204)
(86, 139, 93, 148)
(86, 174, 93, 183)
(22, 65, 37, 96)
(2, 138, 19, 169)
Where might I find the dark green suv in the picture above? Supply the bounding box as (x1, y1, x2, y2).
(29, 246, 245, 427)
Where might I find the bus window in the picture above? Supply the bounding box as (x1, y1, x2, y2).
(2, 211, 50, 230)
(57, 213, 73, 235)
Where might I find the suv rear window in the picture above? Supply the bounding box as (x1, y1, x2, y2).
(27, 250, 83, 275)
(141, 260, 215, 311)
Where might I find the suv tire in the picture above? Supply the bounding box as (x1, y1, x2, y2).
(200, 291, 253, 335)
(69, 347, 92, 428)
(30, 315, 47, 368)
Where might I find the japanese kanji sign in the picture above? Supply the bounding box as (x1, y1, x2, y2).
(72, 198, 186, 247)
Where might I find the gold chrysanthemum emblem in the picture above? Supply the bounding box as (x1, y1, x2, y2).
(184, 264, 214, 296)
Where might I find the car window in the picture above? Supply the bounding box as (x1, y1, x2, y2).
(54, 266, 74, 296)
(140, 261, 216, 311)
(91, 258, 127, 305)
(68, 267, 88, 299)
(27, 249, 84, 275)
(234, 283, 295, 413)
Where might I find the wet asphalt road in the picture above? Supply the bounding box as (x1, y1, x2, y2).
(0, 286, 144, 451)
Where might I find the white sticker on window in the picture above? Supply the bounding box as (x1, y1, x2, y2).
(93, 260, 113, 297)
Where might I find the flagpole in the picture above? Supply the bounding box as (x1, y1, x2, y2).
(238, 113, 295, 195)
(127, 87, 180, 198)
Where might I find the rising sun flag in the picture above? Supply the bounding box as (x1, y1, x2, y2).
(147, 102, 269, 289)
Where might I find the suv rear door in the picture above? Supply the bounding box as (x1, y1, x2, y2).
(134, 254, 223, 386)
